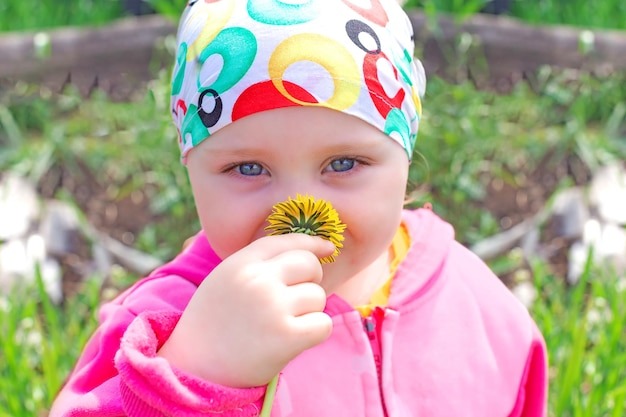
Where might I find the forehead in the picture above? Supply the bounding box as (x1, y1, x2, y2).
(200, 107, 393, 152)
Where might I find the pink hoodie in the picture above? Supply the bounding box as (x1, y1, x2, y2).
(50, 208, 547, 416)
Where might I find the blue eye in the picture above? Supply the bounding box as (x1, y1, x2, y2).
(329, 158, 355, 172)
(237, 163, 264, 176)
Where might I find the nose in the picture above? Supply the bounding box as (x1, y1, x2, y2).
(270, 177, 327, 205)
(259, 180, 318, 238)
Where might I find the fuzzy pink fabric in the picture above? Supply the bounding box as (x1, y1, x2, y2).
(49, 209, 548, 416)
(116, 311, 263, 416)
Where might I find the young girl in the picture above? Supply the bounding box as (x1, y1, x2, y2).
(50, 0, 547, 415)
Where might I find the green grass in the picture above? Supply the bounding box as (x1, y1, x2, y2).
(1, 256, 624, 415)
(3, 68, 624, 252)
(1, 1, 625, 415)
(407, 0, 492, 21)
(405, 0, 626, 30)
(531, 256, 626, 417)
(0, 272, 101, 417)
(1, 37, 626, 417)
(0, 0, 125, 32)
(510, 0, 626, 31)
(0, 75, 198, 259)
(408, 69, 626, 244)
(3, 0, 625, 33)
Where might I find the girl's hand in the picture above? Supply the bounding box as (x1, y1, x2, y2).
(158, 234, 336, 388)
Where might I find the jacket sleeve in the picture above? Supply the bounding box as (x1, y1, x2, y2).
(509, 322, 549, 417)
(49, 278, 266, 417)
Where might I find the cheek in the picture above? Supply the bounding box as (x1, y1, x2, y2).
(339, 177, 406, 258)
(202, 228, 242, 260)
(195, 201, 232, 258)
(193, 192, 265, 259)
(344, 192, 404, 250)
(338, 210, 400, 276)
(345, 201, 403, 245)
(200, 212, 264, 260)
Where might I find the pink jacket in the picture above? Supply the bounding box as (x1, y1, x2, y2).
(50, 208, 547, 416)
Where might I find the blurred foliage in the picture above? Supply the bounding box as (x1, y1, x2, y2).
(404, 0, 626, 30)
(1, 2, 626, 416)
(407, 68, 626, 243)
(510, 0, 626, 30)
(2, 66, 624, 254)
(3, 0, 625, 33)
(0, 0, 124, 32)
(146, 0, 187, 20)
(2, 241, 625, 416)
(406, 0, 490, 20)
(0, 272, 101, 416)
(0, 71, 199, 260)
(530, 255, 626, 417)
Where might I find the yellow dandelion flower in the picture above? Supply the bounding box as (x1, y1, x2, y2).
(265, 194, 347, 263)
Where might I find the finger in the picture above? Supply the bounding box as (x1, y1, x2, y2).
(288, 312, 333, 352)
(268, 250, 324, 286)
(285, 282, 327, 316)
(245, 234, 336, 263)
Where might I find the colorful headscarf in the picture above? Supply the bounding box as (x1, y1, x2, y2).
(171, 0, 426, 161)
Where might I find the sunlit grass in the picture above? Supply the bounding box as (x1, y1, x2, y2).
(530, 256, 626, 417)
(3, 0, 625, 34)
(1, 13, 625, 415)
(0, 272, 101, 417)
(404, 0, 626, 30)
(510, 0, 626, 31)
(0, 0, 124, 32)
(0, 258, 624, 415)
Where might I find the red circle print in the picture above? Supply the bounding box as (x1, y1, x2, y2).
(232, 80, 319, 121)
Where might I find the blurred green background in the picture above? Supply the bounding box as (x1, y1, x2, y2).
(1, 1, 625, 416)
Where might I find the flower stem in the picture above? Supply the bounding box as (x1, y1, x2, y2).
(260, 374, 280, 417)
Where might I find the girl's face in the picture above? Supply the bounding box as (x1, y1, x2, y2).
(186, 106, 409, 299)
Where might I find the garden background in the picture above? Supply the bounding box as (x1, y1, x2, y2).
(0, 1, 625, 416)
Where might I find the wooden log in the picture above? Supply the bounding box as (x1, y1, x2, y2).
(1, 12, 625, 95)
(0, 15, 176, 98)
(0, 15, 175, 76)
(407, 12, 626, 85)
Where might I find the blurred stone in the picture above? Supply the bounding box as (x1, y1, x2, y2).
(550, 187, 589, 239)
(471, 208, 549, 261)
(40, 200, 81, 257)
(0, 239, 29, 278)
(600, 223, 626, 260)
(583, 219, 626, 259)
(92, 241, 114, 279)
(123, 0, 154, 15)
(589, 163, 626, 225)
(0, 174, 40, 240)
(0, 174, 166, 302)
(39, 258, 63, 304)
(568, 219, 626, 284)
(567, 240, 589, 284)
(0, 178, 67, 303)
(482, 0, 510, 15)
(511, 280, 537, 308)
(470, 164, 625, 285)
(0, 234, 62, 303)
(519, 226, 540, 260)
(99, 233, 161, 275)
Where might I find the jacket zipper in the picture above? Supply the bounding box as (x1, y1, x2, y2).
(363, 306, 388, 417)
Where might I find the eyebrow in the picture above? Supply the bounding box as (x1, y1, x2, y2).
(200, 142, 271, 158)
(203, 134, 386, 159)
(315, 139, 386, 155)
